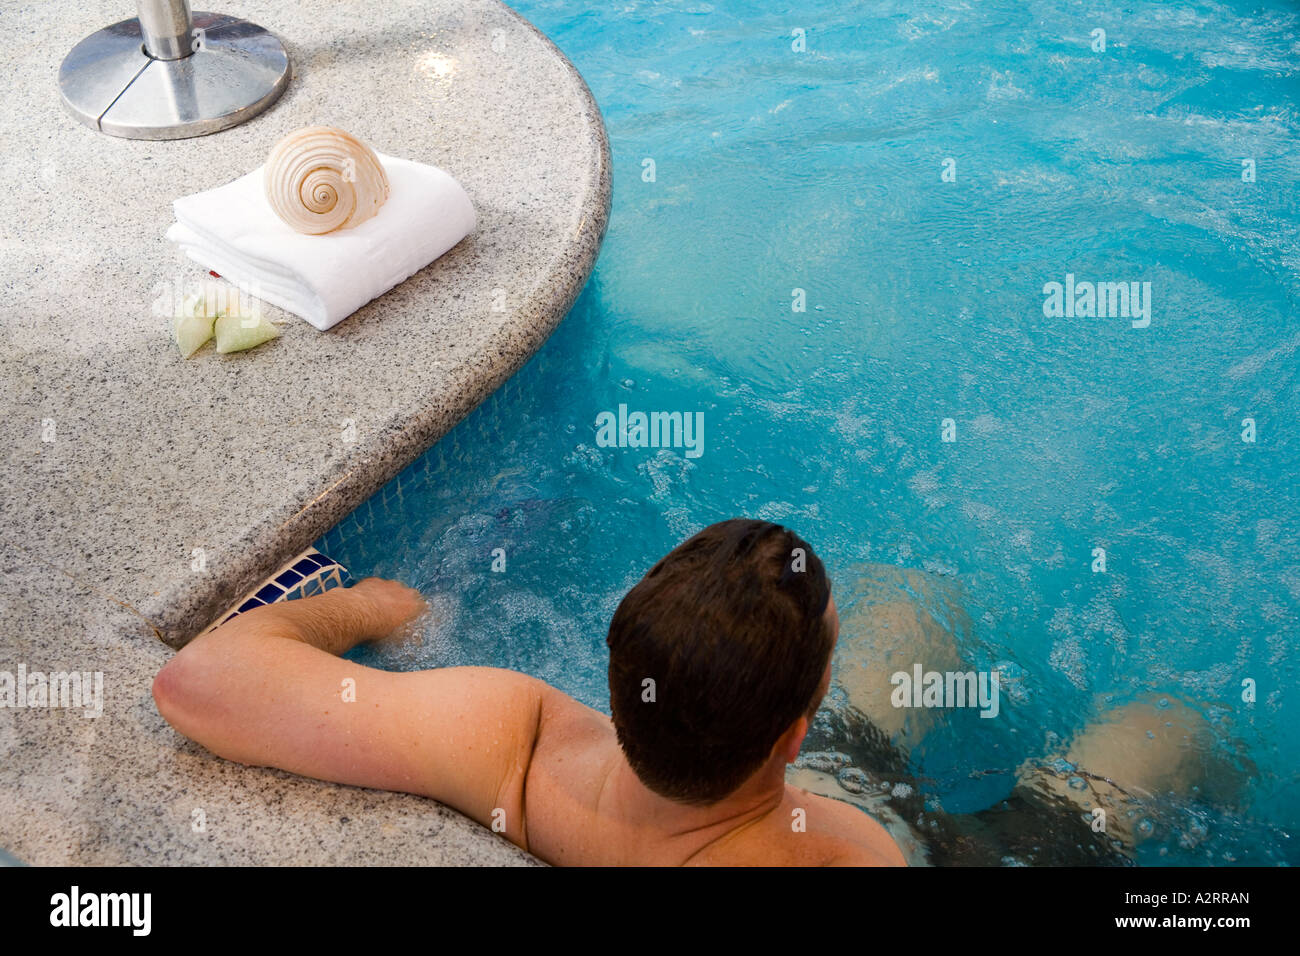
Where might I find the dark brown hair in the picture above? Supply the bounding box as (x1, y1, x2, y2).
(606, 518, 834, 804)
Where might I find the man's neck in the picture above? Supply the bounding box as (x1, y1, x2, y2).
(603, 755, 788, 859)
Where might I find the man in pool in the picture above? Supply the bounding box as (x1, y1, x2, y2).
(153, 518, 908, 866)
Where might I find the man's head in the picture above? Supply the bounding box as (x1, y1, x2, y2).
(606, 518, 837, 805)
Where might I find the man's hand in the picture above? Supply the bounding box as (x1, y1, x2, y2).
(352, 577, 428, 643)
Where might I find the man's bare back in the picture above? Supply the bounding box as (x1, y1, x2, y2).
(521, 685, 902, 865)
(153, 573, 904, 867)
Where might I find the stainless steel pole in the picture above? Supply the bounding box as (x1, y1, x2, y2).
(136, 0, 194, 60)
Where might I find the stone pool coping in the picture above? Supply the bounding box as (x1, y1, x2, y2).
(0, 0, 609, 865)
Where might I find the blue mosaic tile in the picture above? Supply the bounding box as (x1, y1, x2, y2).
(203, 548, 354, 634)
(274, 568, 302, 588)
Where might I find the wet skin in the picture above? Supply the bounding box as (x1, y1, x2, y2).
(153, 578, 906, 866)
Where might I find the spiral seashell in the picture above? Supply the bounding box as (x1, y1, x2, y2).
(264, 126, 390, 235)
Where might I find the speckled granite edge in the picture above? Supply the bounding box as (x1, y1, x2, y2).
(144, 7, 611, 648)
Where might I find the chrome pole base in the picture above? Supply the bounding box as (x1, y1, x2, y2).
(58, 12, 290, 140)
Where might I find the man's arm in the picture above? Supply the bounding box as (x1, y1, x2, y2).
(152, 578, 547, 849)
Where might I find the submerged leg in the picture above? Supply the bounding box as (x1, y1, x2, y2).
(797, 565, 1250, 865)
(833, 563, 970, 749)
(1009, 694, 1251, 855)
(790, 563, 980, 865)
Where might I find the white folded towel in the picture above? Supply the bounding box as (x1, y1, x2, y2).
(166, 153, 476, 331)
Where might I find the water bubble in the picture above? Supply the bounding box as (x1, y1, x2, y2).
(837, 767, 870, 793)
(797, 751, 852, 774)
(1179, 818, 1209, 849)
(992, 660, 1031, 702)
(993, 659, 1026, 680)
(1048, 757, 1077, 775)
(1068, 776, 1087, 791)
(1137, 819, 1155, 836)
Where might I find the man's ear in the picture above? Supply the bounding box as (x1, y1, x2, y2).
(775, 715, 810, 764)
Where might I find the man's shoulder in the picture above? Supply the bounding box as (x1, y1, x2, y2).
(783, 787, 908, 866)
(534, 681, 614, 740)
(527, 681, 620, 785)
(688, 787, 907, 866)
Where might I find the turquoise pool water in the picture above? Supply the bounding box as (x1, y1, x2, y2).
(319, 0, 1299, 864)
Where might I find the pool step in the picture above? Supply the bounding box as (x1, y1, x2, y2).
(201, 548, 353, 635)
